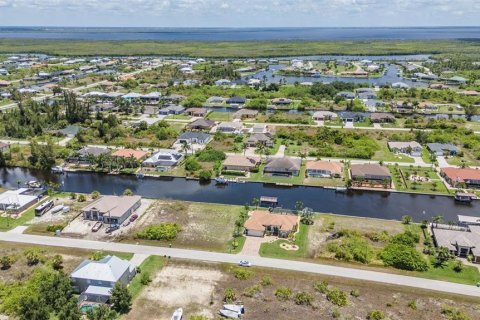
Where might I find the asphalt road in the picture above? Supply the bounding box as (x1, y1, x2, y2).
(1, 232, 479, 298)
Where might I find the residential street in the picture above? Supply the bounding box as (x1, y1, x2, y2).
(1, 232, 479, 298)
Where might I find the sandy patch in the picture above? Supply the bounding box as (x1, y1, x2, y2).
(280, 242, 299, 251)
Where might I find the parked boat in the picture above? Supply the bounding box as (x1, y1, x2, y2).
(335, 187, 348, 193)
(26, 180, 42, 188)
(51, 166, 64, 174)
(454, 192, 477, 203)
(136, 173, 145, 179)
(171, 308, 183, 320)
(223, 304, 244, 314)
(219, 309, 239, 319)
(215, 177, 228, 185)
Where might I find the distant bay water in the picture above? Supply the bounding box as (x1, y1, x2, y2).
(0, 26, 479, 41)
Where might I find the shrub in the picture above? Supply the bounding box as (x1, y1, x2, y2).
(123, 188, 133, 196)
(367, 310, 385, 320)
(224, 288, 236, 303)
(243, 285, 261, 298)
(294, 291, 314, 306)
(140, 272, 152, 285)
(350, 289, 360, 298)
(326, 288, 348, 307)
(46, 224, 65, 232)
(408, 300, 417, 310)
(136, 223, 181, 241)
(77, 194, 86, 202)
(69, 192, 76, 199)
(380, 243, 429, 271)
(332, 308, 341, 318)
(90, 250, 105, 261)
(275, 287, 293, 301)
(91, 191, 100, 199)
(24, 248, 45, 266)
(390, 230, 420, 247)
(233, 267, 254, 280)
(185, 157, 201, 171)
(49, 254, 63, 270)
(0, 255, 16, 270)
(327, 234, 373, 264)
(198, 170, 212, 182)
(441, 305, 471, 320)
(313, 281, 329, 294)
(453, 260, 464, 273)
(261, 275, 273, 286)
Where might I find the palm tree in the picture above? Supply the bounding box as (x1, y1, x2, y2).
(252, 197, 260, 209)
(432, 215, 444, 227)
(181, 141, 190, 155)
(241, 143, 247, 156)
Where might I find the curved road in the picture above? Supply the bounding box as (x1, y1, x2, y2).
(1, 232, 479, 298)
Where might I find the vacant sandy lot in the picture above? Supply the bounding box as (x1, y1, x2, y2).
(126, 262, 225, 320)
(127, 260, 480, 320)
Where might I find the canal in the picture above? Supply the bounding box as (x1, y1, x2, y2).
(1, 167, 478, 222)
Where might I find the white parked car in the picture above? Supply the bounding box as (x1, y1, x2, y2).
(239, 260, 252, 267)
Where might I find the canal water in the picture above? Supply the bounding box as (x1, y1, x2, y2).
(1, 167, 477, 222)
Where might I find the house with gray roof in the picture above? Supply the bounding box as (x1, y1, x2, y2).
(187, 118, 216, 131)
(67, 146, 111, 165)
(81, 195, 141, 225)
(264, 157, 302, 177)
(431, 216, 480, 264)
(159, 105, 185, 115)
(176, 132, 211, 145)
(71, 255, 136, 303)
(388, 141, 422, 157)
(217, 121, 243, 134)
(426, 143, 459, 156)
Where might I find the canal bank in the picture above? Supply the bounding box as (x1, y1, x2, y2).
(1, 167, 477, 222)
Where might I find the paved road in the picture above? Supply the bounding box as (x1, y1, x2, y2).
(1, 232, 479, 298)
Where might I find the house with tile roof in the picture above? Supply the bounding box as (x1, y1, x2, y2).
(306, 160, 343, 178)
(244, 211, 298, 238)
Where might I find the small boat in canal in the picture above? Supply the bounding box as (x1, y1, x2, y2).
(51, 166, 64, 174)
(215, 177, 228, 185)
(26, 180, 42, 189)
(454, 192, 477, 203)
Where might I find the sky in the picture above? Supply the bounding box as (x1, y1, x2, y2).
(0, 0, 479, 27)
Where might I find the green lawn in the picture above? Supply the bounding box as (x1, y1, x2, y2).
(248, 162, 307, 185)
(416, 259, 480, 285)
(206, 111, 233, 121)
(0, 202, 40, 231)
(353, 120, 374, 128)
(128, 255, 165, 298)
(421, 148, 434, 164)
(259, 223, 309, 259)
(227, 236, 247, 254)
(389, 165, 449, 194)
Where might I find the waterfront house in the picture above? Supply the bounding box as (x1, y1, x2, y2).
(312, 111, 338, 121)
(222, 155, 260, 172)
(392, 101, 415, 113)
(142, 149, 184, 170)
(387, 141, 423, 157)
(71, 255, 136, 303)
(215, 79, 232, 86)
(185, 108, 208, 117)
(440, 167, 480, 188)
(244, 211, 298, 238)
(226, 96, 246, 106)
(162, 94, 186, 103)
(247, 133, 273, 147)
(206, 96, 225, 104)
(112, 149, 148, 161)
(250, 123, 270, 134)
(426, 143, 459, 156)
(217, 121, 243, 134)
(67, 146, 111, 165)
(431, 218, 480, 264)
(159, 105, 185, 115)
(187, 118, 216, 131)
(264, 157, 302, 177)
(306, 160, 343, 178)
(350, 164, 391, 188)
(176, 132, 211, 145)
(81, 195, 141, 225)
(272, 98, 292, 105)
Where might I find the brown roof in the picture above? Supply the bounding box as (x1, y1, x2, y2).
(351, 164, 391, 178)
(441, 167, 480, 183)
(187, 118, 215, 129)
(306, 160, 343, 175)
(185, 107, 207, 114)
(112, 149, 148, 160)
(244, 211, 298, 232)
(223, 155, 260, 168)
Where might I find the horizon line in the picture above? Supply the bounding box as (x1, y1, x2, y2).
(1, 25, 480, 29)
